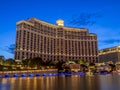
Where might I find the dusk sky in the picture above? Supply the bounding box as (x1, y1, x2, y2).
(0, 0, 120, 59)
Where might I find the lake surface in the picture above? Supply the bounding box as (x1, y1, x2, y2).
(0, 74, 120, 90)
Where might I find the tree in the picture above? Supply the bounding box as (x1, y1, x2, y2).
(29, 57, 43, 69)
(56, 61, 66, 72)
(47, 60, 57, 66)
(4, 58, 16, 66)
(0, 59, 4, 65)
(76, 59, 89, 72)
(76, 59, 85, 65)
(89, 62, 95, 66)
(22, 59, 29, 67)
(109, 64, 116, 72)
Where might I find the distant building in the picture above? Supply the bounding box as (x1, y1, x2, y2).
(15, 18, 98, 62)
(99, 46, 120, 63)
(0, 56, 5, 60)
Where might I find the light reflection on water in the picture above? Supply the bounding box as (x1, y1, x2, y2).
(0, 74, 120, 90)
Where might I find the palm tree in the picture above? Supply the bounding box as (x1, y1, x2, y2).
(29, 57, 43, 69)
(22, 59, 29, 68)
(4, 58, 16, 66)
(56, 61, 66, 72)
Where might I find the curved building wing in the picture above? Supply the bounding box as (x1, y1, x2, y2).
(15, 18, 98, 62)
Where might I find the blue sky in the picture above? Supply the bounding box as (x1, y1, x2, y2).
(0, 0, 120, 59)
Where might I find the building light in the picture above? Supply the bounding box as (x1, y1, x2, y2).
(15, 18, 98, 62)
(56, 19, 64, 26)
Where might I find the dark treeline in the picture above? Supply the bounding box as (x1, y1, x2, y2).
(0, 57, 116, 73)
(0, 57, 57, 71)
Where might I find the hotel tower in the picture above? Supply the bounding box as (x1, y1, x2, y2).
(15, 18, 98, 62)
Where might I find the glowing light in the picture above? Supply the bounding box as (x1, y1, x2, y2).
(13, 74, 19, 77)
(56, 19, 64, 26)
(5, 74, 10, 78)
(59, 72, 65, 76)
(21, 74, 27, 77)
(29, 73, 34, 77)
(48, 73, 52, 76)
(36, 73, 40, 77)
(53, 73, 57, 76)
(42, 73, 47, 76)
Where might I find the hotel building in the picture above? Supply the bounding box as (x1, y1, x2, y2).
(99, 46, 120, 63)
(15, 18, 98, 62)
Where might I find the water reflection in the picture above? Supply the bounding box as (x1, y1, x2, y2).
(99, 74, 120, 90)
(0, 74, 120, 90)
(0, 79, 10, 90)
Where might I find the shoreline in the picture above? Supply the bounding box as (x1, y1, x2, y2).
(0, 69, 57, 78)
(0, 69, 119, 78)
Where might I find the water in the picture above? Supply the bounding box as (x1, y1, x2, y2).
(0, 74, 120, 90)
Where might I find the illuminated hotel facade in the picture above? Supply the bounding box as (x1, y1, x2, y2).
(15, 18, 98, 62)
(99, 46, 120, 63)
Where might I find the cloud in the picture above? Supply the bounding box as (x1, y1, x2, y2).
(99, 42, 120, 50)
(100, 39, 120, 44)
(5, 44, 15, 54)
(69, 12, 102, 26)
(99, 39, 120, 49)
(89, 26, 120, 50)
